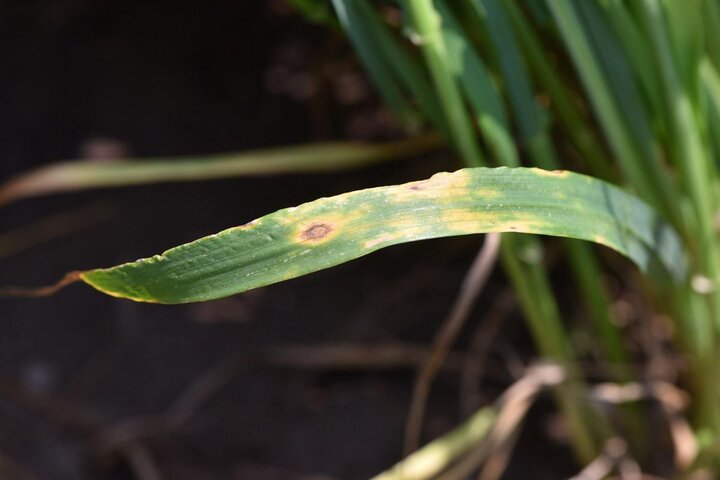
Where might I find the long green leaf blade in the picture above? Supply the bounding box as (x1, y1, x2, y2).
(0, 136, 440, 206)
(76, 167, 686, 304)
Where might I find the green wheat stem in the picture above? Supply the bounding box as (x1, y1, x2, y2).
(402, 0, 484, 167)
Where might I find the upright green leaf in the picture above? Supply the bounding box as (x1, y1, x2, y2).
(435, 0, 517, 167)
(332, 0, 412, 121)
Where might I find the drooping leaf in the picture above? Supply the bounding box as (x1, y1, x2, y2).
(71, 167, 686, 304)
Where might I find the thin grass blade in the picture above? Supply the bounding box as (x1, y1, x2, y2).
(547, 0, 681, 225)
(331, 0, 413, 122)
(435, 0, 517, 167)
(0, 135, 440, 206)
(352, 0, 447, 133)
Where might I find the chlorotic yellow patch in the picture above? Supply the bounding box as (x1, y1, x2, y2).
(533, 168, 571, 178)
(382, 217, 434, 240)
(364, 232, 401, 249)
(385, 170, 478, 204)
(593, 234, 610, 247)
(438, 209, 497, 234)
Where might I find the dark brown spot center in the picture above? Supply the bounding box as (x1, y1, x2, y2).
(302, 223, 332, 241)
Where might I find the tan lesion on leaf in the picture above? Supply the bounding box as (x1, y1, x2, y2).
(301, 222, 333, 241)
(532, 168, 570, 178)
(593, 234, 610, 247)
(290, 205, 367, 245)
(404, 169, 472, 192)
(237, 218, 261, 229)
(389, 170, 498, 205)
(295, 219, 343, 245)
(364, 232, 401, 249)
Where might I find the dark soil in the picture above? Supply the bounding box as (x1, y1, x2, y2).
(0, 2, 576, 479)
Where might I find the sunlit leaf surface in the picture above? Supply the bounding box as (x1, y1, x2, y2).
(79, 167, 686, 303)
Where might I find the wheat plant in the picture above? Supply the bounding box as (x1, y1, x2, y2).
(5, 0, 720, 477)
